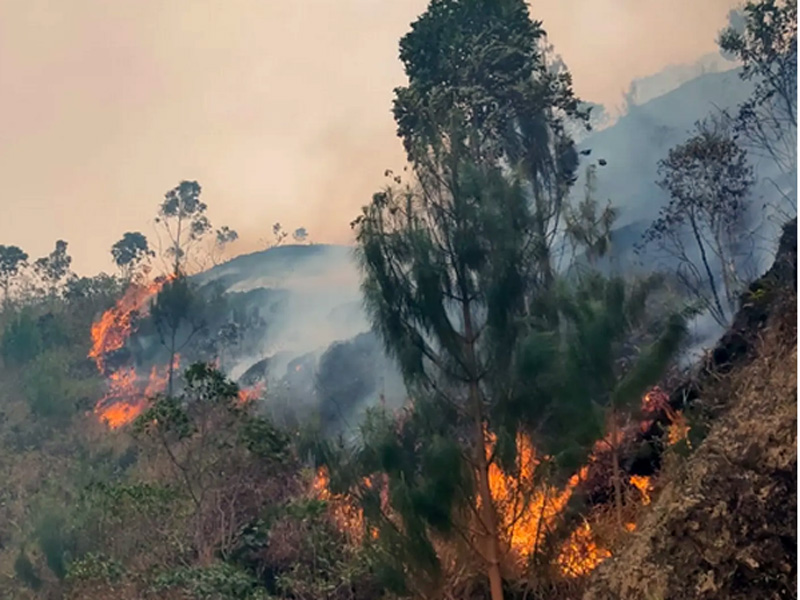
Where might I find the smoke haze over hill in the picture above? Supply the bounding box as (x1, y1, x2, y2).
(0, 0, 740, 275)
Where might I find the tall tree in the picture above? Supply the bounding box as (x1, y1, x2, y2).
(0, 245, 28, 307)
(150, 276, 206, 395)
(155, 181, 212, 276)
(639, 118, 754, 327)
(349, 4, 594, 596)
(210, 226, 239, 266)
(353, 161, 533, 599)
(719, 0, 797, 178)
(33, 240, 72, 297)
(111, 232, 155, 281)
(392, 0, 587, 292)
(563, 164, 618, 272)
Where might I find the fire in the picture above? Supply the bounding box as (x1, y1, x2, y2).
(94, 368, 141, 428)
(89, 276, 174, 428)
(311, 466, 367, 543)
(88, 276, 172, 372)
(484, 432, 587, 560)
(629, 475, 653, 505)
(557, 521, 612, 577)
(310, 389, 673, 580)
(94, 357, 179, 429)
(237, 382, 265, 406)
(667, 410, 691, 447)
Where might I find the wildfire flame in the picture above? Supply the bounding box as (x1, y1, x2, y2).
(484, 431, 587, 561)
(237, 382, 266, 406)
(557, 521, 612, 577)
(311, 466, 368, 543)
(89, 276, 175, 429)
(309, 389, 675, 580)
(629, 475, 653, 506)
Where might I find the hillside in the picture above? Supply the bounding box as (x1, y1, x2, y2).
(583, 220, 797, 600)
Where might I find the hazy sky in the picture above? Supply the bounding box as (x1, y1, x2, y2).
(0, 0, 739, 275)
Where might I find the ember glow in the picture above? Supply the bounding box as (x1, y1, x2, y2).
(89, 276, 173, 428)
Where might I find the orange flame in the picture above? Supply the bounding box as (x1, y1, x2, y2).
(89, 276, 175, 429)
(484, 432, 587, 560)
(557, 521, 612, 577)
(629, 475, 653, 505)
(667, 410, 691, 447)
(88, 277, 172, 372)
(94, 356, 179, 429)
(237, 382, 265, 406)
(311, 466, 367, 543)
(310, 390, 667, 580)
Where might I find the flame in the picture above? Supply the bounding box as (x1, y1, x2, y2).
(94, 356, 179, 429)
(557, 521, 612, 577)
(237, 382, 265, 406)
(667, 410, 691, 447)
(311, 467, 367, 543)
(484, 432, 587, 560)
(629, 475, 653, 505)
(88, 276, 172, 372)
(310, 389, 669, 580)
(89, 276, 175, 428)
(94, 368, 141, 428)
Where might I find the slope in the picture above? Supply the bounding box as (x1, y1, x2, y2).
(583, 219, 797, 600)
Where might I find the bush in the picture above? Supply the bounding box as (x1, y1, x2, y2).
(151, 563, 269, 600)
(22, 350, 92, 422)
(2, 311, 43, 365)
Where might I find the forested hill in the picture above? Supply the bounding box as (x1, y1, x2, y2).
(0, 1, 794, 599)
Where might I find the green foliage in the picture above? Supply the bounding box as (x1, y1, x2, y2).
(2, 310, 43, 365)
(152, 563, 269, 600)
(0, 244, 28, 301)
(134, 393, 194, 439)
(239, 416, 290, 462)
(34, 512, 73, 580)
(719, 0, 797, 176)
(83, 481, 180, 517)
(22, 350, 94, 422)
(111, 231, 154, 277)
(14, 550, 42, 590)
(150, 277, 208, 393)
(66, 552, 125, 584)
(513, 273, 689, 473)
(34, 239, 73, 295)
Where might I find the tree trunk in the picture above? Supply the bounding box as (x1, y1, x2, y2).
(688, 212, 726, 325)
(462, 300, 504, 600)
(473, 409, 505, 600)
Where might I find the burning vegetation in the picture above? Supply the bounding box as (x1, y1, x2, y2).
(89, 276, 175, 428)
(308, 403, 678, 583)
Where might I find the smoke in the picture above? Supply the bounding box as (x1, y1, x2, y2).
(188, 244, 405, 430)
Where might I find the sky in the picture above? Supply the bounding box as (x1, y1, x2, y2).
(0, 0, 739, 276)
